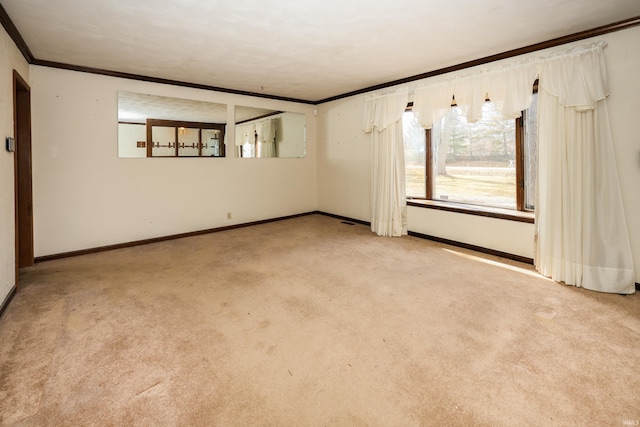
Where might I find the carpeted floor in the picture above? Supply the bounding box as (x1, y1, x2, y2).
(1, 214, 639, 426)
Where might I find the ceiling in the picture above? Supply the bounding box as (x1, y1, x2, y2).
(118, 92, 227, 124)
(2, 0, 639, 103)
(117, 91, 275, 124)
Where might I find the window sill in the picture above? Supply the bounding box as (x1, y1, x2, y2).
(407, 199, 535, 224)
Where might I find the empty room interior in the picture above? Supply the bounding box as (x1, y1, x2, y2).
(1, 1, 640, 425)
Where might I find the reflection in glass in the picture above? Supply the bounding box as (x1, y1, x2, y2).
(152, 126, 176, 157)
(146, 119, 225, 158)
(178, 127, 199, 157)
(118, 123, 146, 158)
(234, 107, 306, 158)
(118, 92, 227, 158)
(117, 92, 306, 159)
(202, 129, 222, 157)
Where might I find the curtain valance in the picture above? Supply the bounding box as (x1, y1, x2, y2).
(538, 44, 608, 111)
(235, 122, 255, 146)
(256, 119, 277, 143)
(362, 88, 409, 133)
(412, 42, 609, 128)
(236, 119, 278, 146)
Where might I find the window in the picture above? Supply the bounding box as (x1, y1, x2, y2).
(404, 94, 537, 213)
(146, 119, 226, 158)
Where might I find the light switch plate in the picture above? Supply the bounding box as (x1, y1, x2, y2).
(6, 137, 15, 152)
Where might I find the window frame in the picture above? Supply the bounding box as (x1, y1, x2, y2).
(146, 118, 226, 158)
(405, 94, 536, 224)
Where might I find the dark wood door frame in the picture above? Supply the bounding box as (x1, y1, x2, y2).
(13, 69, 33, 283)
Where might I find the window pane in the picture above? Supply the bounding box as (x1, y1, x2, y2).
(242, 142, 255, 158)
(202, 129, 222, 157)
(524, 93, 538, 210)
(403, 111, 426, 198)
(152, 126, 176, 157)
(178, 127, 200, 157)
(432, 103, 516, 209)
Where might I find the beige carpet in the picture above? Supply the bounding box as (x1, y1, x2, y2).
(1, 214, 639, 426)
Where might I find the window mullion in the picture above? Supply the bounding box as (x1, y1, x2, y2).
(515, 115, 524, 211)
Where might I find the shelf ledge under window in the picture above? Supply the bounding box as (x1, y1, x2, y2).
(407, 199, 534, 224)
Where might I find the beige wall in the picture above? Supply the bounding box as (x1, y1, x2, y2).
(317, 26, 640, 280)
(30, 66, 317, 256)
(0, 26, 29, 305)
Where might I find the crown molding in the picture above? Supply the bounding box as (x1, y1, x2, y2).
(31, 58, 315, 105)
(1, 4, 638, 105)
(314, 16, 640, 104)
(0, 3, 33, 62)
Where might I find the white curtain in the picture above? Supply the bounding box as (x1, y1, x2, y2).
(363, 89, 409, 237)
(412, 81, 457, 129)
(408, 41, 634, 294)
(413, 62, 538, 128)
(236, 122, 256, 146)
(256, 119, 277, 158)
(536, 45, 635, 294)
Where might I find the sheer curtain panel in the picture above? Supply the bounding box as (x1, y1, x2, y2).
(256, 119, 277, 157)
(409, 42, 634, 294)
(536, 44, 634, 294)
(363, 89, 409, 237)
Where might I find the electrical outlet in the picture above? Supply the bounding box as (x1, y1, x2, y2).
(227, 212, 232, 220)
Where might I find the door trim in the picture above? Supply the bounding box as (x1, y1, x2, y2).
(13, 69, 33, 283)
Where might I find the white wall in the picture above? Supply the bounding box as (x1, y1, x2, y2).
(606, 26, 640, 285)
(317, 26, 640, 280)
(317, 99, 372, 222)
(30, 66, 317, 256)
(117, 123, 146, 158)
(0, 26, 29, 305)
